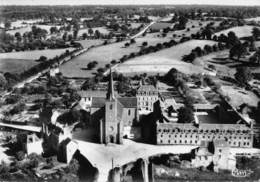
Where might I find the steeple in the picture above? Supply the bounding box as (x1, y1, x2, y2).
(106, 68, 115, 101)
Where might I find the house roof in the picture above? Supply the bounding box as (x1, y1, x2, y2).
(78, 91, 106, 98)
(196, 147, 213, 156)
(92, 97, 106, 108)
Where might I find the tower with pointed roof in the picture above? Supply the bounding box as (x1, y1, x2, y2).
(100, 69, 123, 144)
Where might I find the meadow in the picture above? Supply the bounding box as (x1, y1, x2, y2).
(60, 34, 172, 78)
(214, 25, 254, 38)
(0, 48, 75, 74)
(115, 40, 217, 75)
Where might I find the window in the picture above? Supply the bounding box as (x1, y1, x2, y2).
(110, 104, 113, 110)
(128, 109, 131, 116)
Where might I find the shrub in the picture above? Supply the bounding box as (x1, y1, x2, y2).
(16, 151, 25, 161)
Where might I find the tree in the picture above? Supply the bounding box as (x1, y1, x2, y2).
(62, 32, 68, 41)
(14, 32, 22, 42)
(38, 56, 47, 62)
(68, 34, 73, 41)
(68, 159, 79, 174)
(50, 26, 58, 34)
(16, 151, 25, 161)
(229, 43, 247, 61)
(0, 73, 7, 88)
(94, 30, 101, 39)
(88, 28, 94, 37)
(87, 62, 96, 70)
(252, 27, 260, 39)
(124, 42, 130, 47)
(227, 31, 239, 46)
(177, 107, 194, 123)
(193, 47, 203, 57)
(142, 41, 148, 47)
(73, 29, 78, 40)
(202, 26, 213, 40)
(130, 39, 136, 44)
(82, 33, 87, 40)
(4, 21, 11, 30)
(234, 67, 252, 86)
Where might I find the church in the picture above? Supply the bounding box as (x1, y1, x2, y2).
(78, 71, 140, 144)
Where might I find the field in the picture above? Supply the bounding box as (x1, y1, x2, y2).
(60, 19, 221, 78)
(149, 22, 174, 31)
(193, 50, 260, 107)
(7, 24, 61, 35)
(60, 34, 172, 78)
(76, 39, 103, 48)
(0, 58, 38, 74)
(130, 23, 143, 28)
(214, 25, 254, 38)
(0, 48, 75, 60)
(245, 17, 260, 22)
(0, 19, 43, 29)
(0, 48, 75, 74)
(115, 40, 217, 75)
(78, 27, 110, 36)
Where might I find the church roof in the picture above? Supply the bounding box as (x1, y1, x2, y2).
(91, 97, 137, 109)
(118, 97, 137, 108)
(117, 101, 124, 121)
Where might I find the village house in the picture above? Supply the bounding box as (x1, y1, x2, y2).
(191, 140, 236, 172)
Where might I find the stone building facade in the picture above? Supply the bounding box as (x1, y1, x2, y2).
(156, 122, 253, 147)
(191, 140, 236, 172)
(136, 85, 158, 112)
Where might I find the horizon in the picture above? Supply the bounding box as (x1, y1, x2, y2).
(1, 0, 260, 6)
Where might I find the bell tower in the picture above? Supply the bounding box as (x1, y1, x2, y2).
(100, 69, 123, 144)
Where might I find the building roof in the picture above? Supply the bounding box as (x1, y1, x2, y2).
(91, 97, 137, 109)
(78, 90, 107, 98)
(137, 85, 157, 93)
(118, 97, 137, 108)
(92, 97, 107, 108)
(196, 147, 213, 156)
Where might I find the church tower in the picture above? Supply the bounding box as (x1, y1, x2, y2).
(100, 69, 123, 144)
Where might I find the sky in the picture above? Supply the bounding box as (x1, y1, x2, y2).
(1, 0, 260, 6)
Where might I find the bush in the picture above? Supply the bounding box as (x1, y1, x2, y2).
(97, 68, 105, 73)
(16, 151, 25, 161)
(67, 159, 79, 174)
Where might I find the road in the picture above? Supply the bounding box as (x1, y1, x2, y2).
(130, 21, 155, 39)
(77, 139, 197, 182)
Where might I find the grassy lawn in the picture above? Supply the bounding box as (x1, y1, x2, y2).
(214, 25, 254, 38)
(116, 40, 217, 75)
